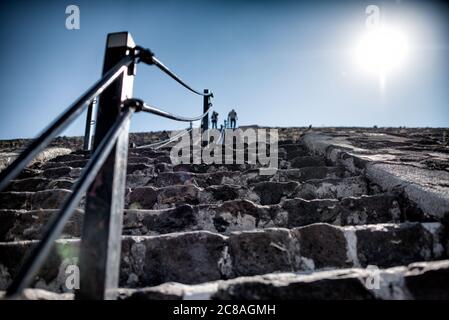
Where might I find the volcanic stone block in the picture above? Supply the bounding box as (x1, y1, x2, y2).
(154, 155, 172, 165)
(42, 167, 73, 179)
(405, 260, 449, 299)
(0, 239, 79, 291)
(298, 176, 368, 199)
(0, 189, 70, 210)
(157, 185, 201, 207)
(228, 228, 300, 277)
(127, 156, 154, 165)
(290, 156, 325, 168)
(213, 271, 375, 300)
(338, 194, 401, 225)
(16, 169, 41, 180)
(49, 154, 86, 163)
(204, 184, 243, 203)
(0, 209, 83, 241)
(279, 144, 308, 158)
(0, 192, 29, 210)
(120, 232, 227, 287)
(41, 160, 87, 170)
(123, 205, 200, 235)
(31, 189, 71, 209)
(251, 181, 300, 205)
(282, 198, 340, 227)
(212, 200, 265, 233)
(118, 284, 183, 300)
(355, 223, 442, 268)
(292, 223, 350, 269)
(126, 163, 154, 175)
(127, 187, 158, 209)
(5, 177, 73, 192)
(148, 171, 197, 187)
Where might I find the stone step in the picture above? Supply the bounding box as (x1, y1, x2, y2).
(4, 177, 73, 192)
(47, 153, 87, 163)
(127, 182, 304, 208)
(7, 260, 449, 300)
(172, 163, 261, 174)
(127, 184, 240, 209)
(12, 157, 297, 182)
(31, 162, 155, 180)
(4, 166, 353, 192)
(289, 156, 326, 168)
(48, 152, 166, 165)
(296, 176, 369, 200)
(0, 222, 445, 291)
(0, 189, 71, 210)
(0, 194, 403, 241)
(117, 259, 449, 300)
(245, 166, 352, 184)
(0, 209, 84, 241)
(278, 143, 309, 159)
(128, 149, 170, 159)
(130, 147, 281, 162)
(0, 176, 370, 210)
(129, 176, 369, 208)
(40, 157, 156, 170)
(40, 159, 87, 169)
(135, 140, 283, 152)
(146, 167, 355, 189)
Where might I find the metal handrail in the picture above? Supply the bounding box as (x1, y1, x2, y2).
(152, 57, 212, 97)
(142, 101, 212, 122)
(134, 46, 212, 98)
(0, 33, 214, 299)
(136, 127, 192, 149)
(0, 55, 133, 192)
(153, 128, 195, 150)
(5, 106, 136, 299)
(126, 97, 212, 149)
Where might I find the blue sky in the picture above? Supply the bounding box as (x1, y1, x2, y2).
(0, 0, 448, 139)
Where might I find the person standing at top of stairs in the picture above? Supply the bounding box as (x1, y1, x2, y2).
(211, 111, 219, 129)
(228, 109, 238, 129)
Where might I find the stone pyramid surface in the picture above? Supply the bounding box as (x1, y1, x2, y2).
(0, 127, 448, 299)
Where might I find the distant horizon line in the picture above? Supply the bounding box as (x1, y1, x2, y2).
(0, 125, 448, 142)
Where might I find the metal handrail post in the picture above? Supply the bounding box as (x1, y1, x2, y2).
(201, 89, 211, 133)
(76, 32, 136, 300)
(83, 100, 95, 151)
(201, 89, 212, 147)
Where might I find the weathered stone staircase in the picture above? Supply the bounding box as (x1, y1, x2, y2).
(0, 127, 448, 299)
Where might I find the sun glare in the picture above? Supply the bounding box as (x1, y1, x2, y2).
(355, 25, 410, 76)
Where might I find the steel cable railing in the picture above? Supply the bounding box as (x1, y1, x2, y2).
(127, 97, 213, 149)
(5, 106, 136, 299)
(0, 32, 214, 299)
(134, 46, 213, 98)
(152, 57, 212, 97)
(141, 100, 212, 122)
(153, 127, 193, 150)
(0, 55, 133, 192)
(136, 127, 192, 149)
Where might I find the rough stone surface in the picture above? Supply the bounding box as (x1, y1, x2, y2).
(0, 127, 448, 299)
(301, 129, 449, 221)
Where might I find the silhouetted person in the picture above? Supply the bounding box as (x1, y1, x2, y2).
(228, 109, 238, 129)
(211, 111, 219, 129)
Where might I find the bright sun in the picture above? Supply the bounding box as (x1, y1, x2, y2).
(355, 25, 410, 76)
